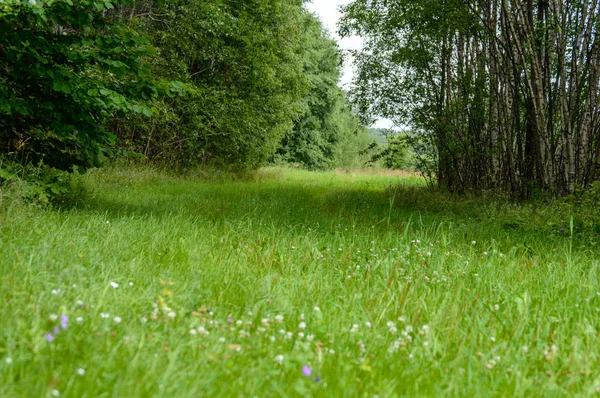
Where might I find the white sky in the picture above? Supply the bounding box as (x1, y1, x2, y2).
(305, 1, 394, 129)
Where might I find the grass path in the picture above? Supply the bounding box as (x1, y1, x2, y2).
(1, 167, 599, 397)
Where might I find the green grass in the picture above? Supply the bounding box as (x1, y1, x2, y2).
(1, 166, 600, 397)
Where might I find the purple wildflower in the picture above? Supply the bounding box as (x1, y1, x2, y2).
(302, 365, 312, 377)
(46, 333, 54, 342)
(60, 314, 68, 329)
(53, 327, 60, 335)
(315, 376, 321, 382)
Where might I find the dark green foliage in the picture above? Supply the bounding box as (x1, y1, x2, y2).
(0, 0, 166, 171)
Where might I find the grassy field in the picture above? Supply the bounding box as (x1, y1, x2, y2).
(1, 166, 600, 397)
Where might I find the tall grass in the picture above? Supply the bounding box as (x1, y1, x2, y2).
(1, 166, 599, 397)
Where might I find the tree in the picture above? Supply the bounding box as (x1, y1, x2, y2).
(111, 0, 309, 170)
(341, 0, 600, 196)
(0, 0, 166, 171)
(277, 13, 358, 170)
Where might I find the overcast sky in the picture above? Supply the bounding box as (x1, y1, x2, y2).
(305, 1, 393, 129)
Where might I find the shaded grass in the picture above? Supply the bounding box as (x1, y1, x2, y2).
(0, 166, 599, 397)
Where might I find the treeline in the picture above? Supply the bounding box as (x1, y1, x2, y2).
(342, 0, 600, 196)
(0, 0, 371, 177)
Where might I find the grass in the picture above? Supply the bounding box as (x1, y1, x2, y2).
(1, 166, 599, 397)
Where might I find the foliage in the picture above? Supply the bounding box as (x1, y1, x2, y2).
(0, 159, 87, 206)
(276, 14, 364, 170)
(366, 131, 415, 170)
(341, 0, 600, 196)
(0, 0, 169, 171)
(111, 0, 309, 170)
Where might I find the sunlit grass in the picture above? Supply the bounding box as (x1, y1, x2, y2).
(1, 166, 599, 397)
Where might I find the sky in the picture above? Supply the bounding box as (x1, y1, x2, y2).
(305, 1, 394, 129)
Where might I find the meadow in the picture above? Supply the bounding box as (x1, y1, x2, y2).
(1, 166, 599, 397)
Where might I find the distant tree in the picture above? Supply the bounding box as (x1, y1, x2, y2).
(276, 12, 368, 170)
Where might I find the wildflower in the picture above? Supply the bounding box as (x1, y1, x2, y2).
(350, 324, 359, 333)
(286, 332, 293, 340)
(302, 365, 312, 377)
(493, 304, 500, 311)
(100, 313, 110, 319)
(197, 326, 209, 335)
(365, 321, 372, 329)
(522, 346, 529, 354)
(53, 327, 60, 335)
(167, 311, 176, 319)
(51, 390, 60, 397)
(398, 316, 406, 323)
(60, 315, 68, 329)
(76, 300, 84, 307)
(46, 333, 54, 342)
(128, 282, 134, 287)
(275, 314, 284, 323)
(77, 368, 85, 376)
(387, 321, 397, 334)
(274, 354, 284, 364)
(5, 357, 12, 364)
(299, 313, 305, 321)
(109, 282, 119, 289)
(298, 332, 305, 339)
(218, 337, 226, 343)
(236, 320, 243, 327)
(189, 329, 197, 335)
(261, 318, 270, 326)
(307, 334, 315, 342)
(49, 314, 58, 322)
(472, 241, 476, 245)
(313, 306, 320, 313)
(76, 317, 83, 324)
(299, 322, 306, 330)
(113, 316, 122, 324)
(51, 289, 60, 295)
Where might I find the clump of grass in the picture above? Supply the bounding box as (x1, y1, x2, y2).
(1, 166, 599, 396)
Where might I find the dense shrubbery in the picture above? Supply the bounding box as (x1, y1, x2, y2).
(1, 0, 370, 181)
(0, 0, 171, 171)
